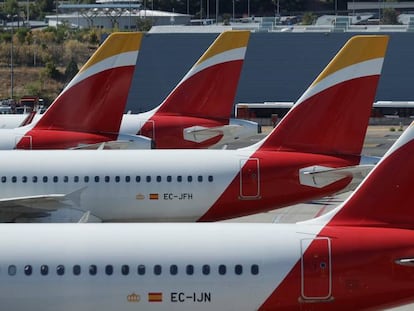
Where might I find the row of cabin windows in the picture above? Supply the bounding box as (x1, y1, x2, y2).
(0, 175, 214, 184)
(5, 264, 259, 277)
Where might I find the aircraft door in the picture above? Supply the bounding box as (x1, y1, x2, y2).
(300, 237, 332, 301)
(239, 158, 260, 199)
(139, 120, 155, 140)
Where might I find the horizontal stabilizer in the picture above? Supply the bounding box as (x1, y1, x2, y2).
(299, 164, 375, 188)
(184, 125, 241, 143)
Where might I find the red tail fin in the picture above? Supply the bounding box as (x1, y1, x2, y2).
(257, 35, 389, 155)
(154, 30, 250, 120)
(33, 32, 143, 133)
(324, 122, 414, 229)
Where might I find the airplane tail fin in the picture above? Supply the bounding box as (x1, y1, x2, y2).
(311, 122, 414, 229)
(255, 35, 389, 155)
(154, 30, 250, 119)
(33, 32, 143, 133)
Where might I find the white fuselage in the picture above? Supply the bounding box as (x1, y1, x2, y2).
(1, 149, 254, 222)
(0, 222, 323, 311)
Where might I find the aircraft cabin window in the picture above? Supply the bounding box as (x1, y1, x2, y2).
(156, 175, 161, 182)
(135, 176, 141, 183)
(186, 265, 194, 275)
(235, 264, 243, 275)
(202, 265, 210, 275)
(137, 264, 145, 275)
(94, 176, 100, 182)
(167, 176, 172, 182)
(11, 176, 16, 183)
(89, 265, 97, 275)
(53, 176, 58, 183)
(43, 176, 48, 183)
(187, 176, 192, 182)
(84, 176, 89, 183)
(105, 176, 110, 183)
(74, 176, 79, 183)
(8, 265, 16, 276)
(177, 176, 182, 182)
(32, 176, 37, 183)
(1, 176, 5, 183)
(146, 176, 151, 183)
(73, 265, 81, 276)
(22, 176, 27, 183)
(154, 265, 162, 275)
(56, 265, 65, 276)
(208, 175, 214, 182)
(24, 265, 32, 276)
(105, 265, 113, 275)
(40, 265, 49, 276)
(121, 265, 129, 275)
(218, 265, 226, 275)
(125, 176, 130, 183)
(251, 264, 259, 275)
(115, 176, 120, 183)
(170, 265, 178, 275)
(63, 176, 69, 183)
(198, 176, 203, 182)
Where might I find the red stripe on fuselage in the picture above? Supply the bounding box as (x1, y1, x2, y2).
(258, 227, 414, 310)
(139, 116, 224, 149)
(198, 152, 359, 221)
(15, 130, 115, 149)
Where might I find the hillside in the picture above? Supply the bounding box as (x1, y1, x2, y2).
(0, 66, 64, 102)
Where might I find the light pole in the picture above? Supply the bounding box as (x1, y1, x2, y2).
(8, 15, 15, 100)
(232, 0, 235, 21)
(215, 0, 218, 24)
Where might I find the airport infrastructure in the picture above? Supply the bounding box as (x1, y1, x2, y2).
(126, 31, 414, 115)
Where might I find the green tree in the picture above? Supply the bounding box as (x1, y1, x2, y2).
(302, 12, 316, 25)
(64, 57, 78, 83)
(382, 8, 399, 24)
(4, 0, 19, 16)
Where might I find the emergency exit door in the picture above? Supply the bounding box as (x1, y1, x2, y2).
(239, 158, 260, 199)
(300, 237, 332, 300)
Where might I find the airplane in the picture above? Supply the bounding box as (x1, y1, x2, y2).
(0, 30, 259, 149)
(0, 31, 153, 149)
(3, 89, 414, 311)
(0, 35, 388, 223)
